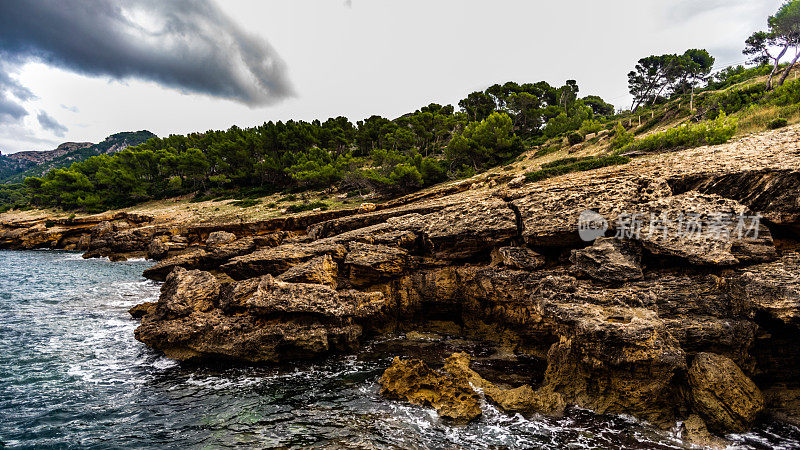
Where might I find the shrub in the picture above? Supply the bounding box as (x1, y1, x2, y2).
(231, 198, 260, 208)
(533, 145, 560, 157)
(610, 123, 634, 149)
(540, 156, 595, 169)
(525, 155, 630, 182)
(768, 118, 789, 129)
(567, 132, 584, 145)
(579, 119, 603, 135)
(619, 113, 737, 154)
(286, 200, 328, 213)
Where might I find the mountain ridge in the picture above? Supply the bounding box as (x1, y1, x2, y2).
(0, 130, 156, 184)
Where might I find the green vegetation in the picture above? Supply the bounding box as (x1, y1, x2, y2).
(618, 114, 737, 154)
(525, 155, 630, 182)
(231, 198, 261, 208)
(286, 201, 328, 213)
(769, 117, 789, 129)
(4, 78, 614, 212)
(2, 1, 798, 212)
(628, 49, 715, 111)
(743, 0, 800, 89)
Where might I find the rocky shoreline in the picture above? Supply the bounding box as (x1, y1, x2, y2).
(4, 125, 800, 442)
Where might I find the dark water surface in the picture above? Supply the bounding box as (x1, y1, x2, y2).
(1, 250, 799, 449)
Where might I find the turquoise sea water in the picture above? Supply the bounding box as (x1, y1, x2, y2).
(0, 250, 798, 449)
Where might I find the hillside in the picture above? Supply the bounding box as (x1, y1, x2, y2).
(0, 130, 156, 184)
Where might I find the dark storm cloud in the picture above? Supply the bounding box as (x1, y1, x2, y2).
(0, 94, 28, 124)
(0, 0, 294, 106)
(37, 111, 68, 137)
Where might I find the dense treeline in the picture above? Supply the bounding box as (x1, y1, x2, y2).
(18, 80, 614, 212)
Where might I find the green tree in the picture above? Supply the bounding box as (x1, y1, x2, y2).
(446, 112, 521, 170)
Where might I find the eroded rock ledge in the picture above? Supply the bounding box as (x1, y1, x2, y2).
(6, 125, 800, 438)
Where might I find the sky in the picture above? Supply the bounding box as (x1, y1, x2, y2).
(0, 0, 785, 153)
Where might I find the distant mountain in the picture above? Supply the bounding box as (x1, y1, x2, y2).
(0, 130, 156, 184)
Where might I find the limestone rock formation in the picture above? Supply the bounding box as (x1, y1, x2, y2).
(490, 246, 545, 270)
(221, 241, 347, 280)
(5, 124, 798, 438)
(276, 254, 338, 287)
(379, 356, 482, 423)
(206, 231, 236, 247)
(345, 242, 410, 286)
(569, 237, 643, 282)
(688, 352, 765, 432)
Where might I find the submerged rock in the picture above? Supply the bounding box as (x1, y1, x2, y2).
(379, 356, 482, 423)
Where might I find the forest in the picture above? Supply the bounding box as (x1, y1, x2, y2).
(9, 80, 614, 212)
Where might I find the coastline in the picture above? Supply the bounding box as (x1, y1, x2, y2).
(4, 125, 800, 443)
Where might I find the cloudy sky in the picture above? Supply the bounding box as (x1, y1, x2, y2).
(0, 0, 784, 153)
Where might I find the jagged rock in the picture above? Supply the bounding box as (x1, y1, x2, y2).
(220, 274, 387, 319)
(109, 254, 128, 262)
(688, 352, 764, 433)
(379, 356, 482, 423)
(510, 176, 673, 246)
(147, 238, 168, 260)
(345, 242, 410, 286)
(533, 286, 687, 426)
(490, 246, 545, 270)
(221, 241, 347, 280)
(637, 192, 776, 266)
(155, 267, 220, 320)
(206, 231, 236, 247)
(207, 236, 258, 260)
(135, 311, 362, 362)
(726, 253, 800, 327)
(143, 249, 210, 281)
(142, 237, 261, 281)
(386, 197, 518, 259)
(277, 254, 338, 287)
(134, 270, 381, 362)
(128, 301, 156, 318)
(443, 352, 565, 414)
(91, 221, 113, 239)
(680, 415, 728, 449)
(570, 237, 643, 282)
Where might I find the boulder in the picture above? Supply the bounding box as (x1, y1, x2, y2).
(379, 356, 482, 423)
(147, 238, 168, 260)
(569, 237, 643, 282)
(688, 352, 764, 433)
(443, 352, 564, 415)
(128, 301, 156, 318)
